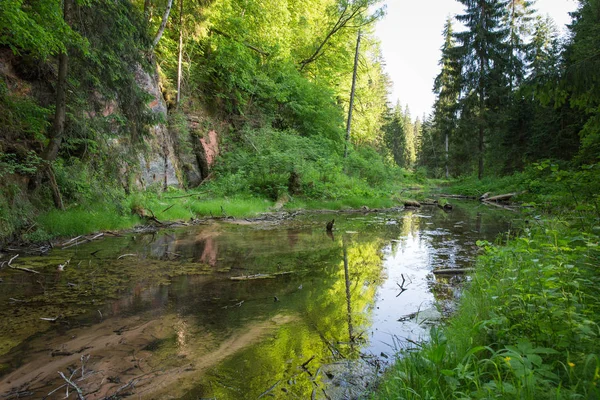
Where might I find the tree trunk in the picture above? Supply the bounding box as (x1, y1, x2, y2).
(445, 131, 449, 178)
(344, 31, 361, 159)
(46, 165, 64, 210)
(151, 0, 174, 49)
(37, 0, 70, 209)
(478, 124, 484, 180)
(176, 0, 183, 105)
(44, 49, 68, 163)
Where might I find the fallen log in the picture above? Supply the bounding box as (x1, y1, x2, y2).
(433, 268, 475, 275)
(439, 194, 477, 200)
(482, 200, 518, 212)
(483, 191, 526, 202)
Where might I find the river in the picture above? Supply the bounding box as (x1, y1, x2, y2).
(0, 203, 512, 399)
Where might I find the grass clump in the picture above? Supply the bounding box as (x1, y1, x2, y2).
(374, 220, 600, 399)
(37, 204, 139, 237)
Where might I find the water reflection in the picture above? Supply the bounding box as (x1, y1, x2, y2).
(0, 203, 511, 399)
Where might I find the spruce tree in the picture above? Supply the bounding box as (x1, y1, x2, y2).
(563, 0, 600, 162)
(433, 17, 461, 177)
(505, 0, 536, 90)
(383, 103, 408, 168)
(454, 0, 510, 179)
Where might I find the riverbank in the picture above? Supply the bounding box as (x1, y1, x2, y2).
(2, 183, 434, 247)
(373, 165, 600, 399)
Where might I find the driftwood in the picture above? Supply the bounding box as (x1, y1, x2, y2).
(433, 268, 475, 275)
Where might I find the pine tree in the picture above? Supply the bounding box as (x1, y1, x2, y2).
(454, 0, 510, 179)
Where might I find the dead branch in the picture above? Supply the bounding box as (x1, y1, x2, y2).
(117, 253, 136, 260)
(162, 204, 175, 213)
(61, 235, 83, 247)
(58, 371, 85, 400)
(301, 355, 316, 369)
(257, 379, 281, 399)
(7, 254, 40, 274)
(62, 233, 104, 249)
(9, 297, 26, 303)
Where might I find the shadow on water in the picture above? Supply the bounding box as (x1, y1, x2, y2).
(0, 202, 513, 399)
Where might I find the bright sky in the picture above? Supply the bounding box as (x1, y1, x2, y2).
(375, 0, 579, 119)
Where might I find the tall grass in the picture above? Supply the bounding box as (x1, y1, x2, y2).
(373, 220, 600, 399)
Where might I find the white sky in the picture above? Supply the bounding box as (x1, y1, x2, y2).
(375, 0, 579, 119)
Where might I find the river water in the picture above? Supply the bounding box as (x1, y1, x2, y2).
(0, 203, 512, 399)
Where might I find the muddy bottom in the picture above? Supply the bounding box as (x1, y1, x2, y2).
(0, 204, 512, 399)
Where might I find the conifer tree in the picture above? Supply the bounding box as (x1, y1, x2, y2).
(433, 17, 461, 177)
(454, 0, 510, 179)
(383, 103, 407, 168)
(562, 0, 600, 162)
(505, 0, 536, 89)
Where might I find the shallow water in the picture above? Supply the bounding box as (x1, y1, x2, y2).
(0, 203, 512, 399)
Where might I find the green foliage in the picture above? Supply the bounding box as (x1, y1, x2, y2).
(447, 161, 600, 220)
(375, 219, 600, 399)
(206, 127, 402, 201)
(0, 0, 84, 59)
(0, 81, 52, 143)
(0, 182, 35, 241)
(0, 152, 41, 177)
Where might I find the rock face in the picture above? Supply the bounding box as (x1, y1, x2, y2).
(134, 64, 182, 189)
(184, 116, 219, 187)
(133, 65, 219, 189)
